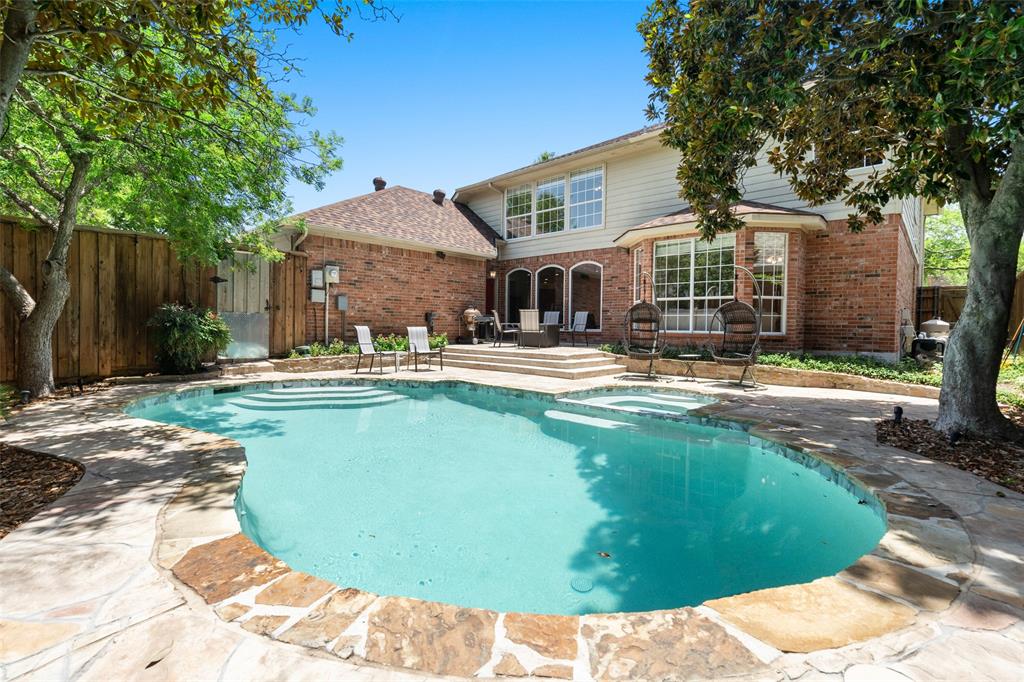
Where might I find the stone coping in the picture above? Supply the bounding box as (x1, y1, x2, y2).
(123, 376, 973, 680)
(620, 356, 941, 399)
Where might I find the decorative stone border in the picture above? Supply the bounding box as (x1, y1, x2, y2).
(618, 356, 941, 399)
(138, 377, 971, 680)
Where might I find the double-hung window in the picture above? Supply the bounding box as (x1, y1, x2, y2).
(653, 235, 735, 332)
(753, 232, 787, 333)
(503, 167, 603, 239)
(504, 184, 533, 239)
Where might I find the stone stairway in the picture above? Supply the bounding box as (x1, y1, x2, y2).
(443, 344, 625, 380)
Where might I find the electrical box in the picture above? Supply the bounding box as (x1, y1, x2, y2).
(324, 265, 341, 284)
(310, 289, 326, 304)
(310, 269, 324, 288)
(336, 294, 348, 311)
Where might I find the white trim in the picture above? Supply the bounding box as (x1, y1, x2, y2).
(632, 247, 644, 304)
(534, 264, 566, 327)
(651, 235, 736, 334)
(613, 212, 825, 247)
(753, 232, 788, 336)
(502, 164, 606, 241)
(568, 261, 604, 332)
(504, 267, 532, 324)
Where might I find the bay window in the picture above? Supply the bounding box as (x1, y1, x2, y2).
(503, 166, 603, 239)
(653, 235, 735, 332)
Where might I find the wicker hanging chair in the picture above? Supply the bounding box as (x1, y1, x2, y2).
(709, 265, 763, 388)
(624, 273, 662, 379)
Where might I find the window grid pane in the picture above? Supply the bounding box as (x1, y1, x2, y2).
(535, 176, 566, 235)
(653, 235, 735, 333)
(753, 232, 787, 334)
(505, 184, 533, 239)
(569, 167, 603, 229)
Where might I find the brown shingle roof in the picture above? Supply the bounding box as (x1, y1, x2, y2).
(293, 186, 499, 258)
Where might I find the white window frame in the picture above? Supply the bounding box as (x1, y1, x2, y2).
(651, 235, 736, 334)
(633, 247, 644, 303)
(534, 176, 566, 235)
(534, 264, 566, 327)
(753, 232, 788, 336)
(504, 267, 532, 324)
(502, 164, 605, 240)
(568, 261, 603, 332)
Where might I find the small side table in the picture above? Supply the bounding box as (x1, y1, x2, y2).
(677, 354, 701, 382)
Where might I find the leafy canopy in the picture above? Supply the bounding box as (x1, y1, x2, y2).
(924, 205, 1024, 285)
(640, 0, 1024, 237)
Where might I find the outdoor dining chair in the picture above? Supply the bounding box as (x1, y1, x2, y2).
(406, 326, 443, 371)
(354, 325, 402, 373)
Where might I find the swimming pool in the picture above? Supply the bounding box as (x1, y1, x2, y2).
(130, 381, 885, 616)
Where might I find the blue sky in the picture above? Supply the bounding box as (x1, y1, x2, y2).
(278, 0, 652, 212)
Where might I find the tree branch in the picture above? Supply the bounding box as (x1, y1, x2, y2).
(0, 0, 39, 135)
(0, 265, 35, 319)
(0, 147, 63, 200)
(0, 182, 56, 229)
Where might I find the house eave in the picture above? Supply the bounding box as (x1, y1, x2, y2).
(303, 224, 497, 260)
(612, 213, 828, 247)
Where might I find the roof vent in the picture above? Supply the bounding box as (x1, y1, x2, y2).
(373, 177, 387, 191)
(432, 189, 445, 205)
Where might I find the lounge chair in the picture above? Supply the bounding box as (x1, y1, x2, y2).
(492, 309, 520, 347)
(354, 325, 401, 374)
(406, 326, 443, 371)
(570, 311, 591, 347)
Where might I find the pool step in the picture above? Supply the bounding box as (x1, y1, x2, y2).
(227, 390, 406, 411)
(560, 393, 707, 415)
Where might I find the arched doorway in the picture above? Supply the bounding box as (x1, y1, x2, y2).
(535, 265, 565, 327)
(505, 269, 532, 324)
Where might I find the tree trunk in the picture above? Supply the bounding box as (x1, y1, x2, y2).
(935, 140, 1024, 440)
(0, 0, 38, 130)
(3, 154, 91, 398)
(934, 214, 1020, 439)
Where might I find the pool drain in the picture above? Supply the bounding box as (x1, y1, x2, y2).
(570, 576, 594, 593)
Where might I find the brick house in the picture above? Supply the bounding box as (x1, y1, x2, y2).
(292, 125, 930, 360)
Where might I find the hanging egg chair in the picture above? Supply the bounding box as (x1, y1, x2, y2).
(624, 272, 662, 379)
(708, 265, 763, 388)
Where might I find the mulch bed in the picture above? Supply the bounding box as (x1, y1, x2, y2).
(0, 444, 84, 539)
(876, 409, 1024, 494)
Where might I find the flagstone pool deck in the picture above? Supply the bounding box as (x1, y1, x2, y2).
(0, 367, 1021, 681)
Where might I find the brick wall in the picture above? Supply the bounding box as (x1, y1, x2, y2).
(803, 215, 913, 357)
(300, 234, 488, 344)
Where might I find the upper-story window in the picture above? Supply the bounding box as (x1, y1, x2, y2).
(503, 166, 603, 239)
(505, 184, 533, 239)
(535, 176, 565, 234)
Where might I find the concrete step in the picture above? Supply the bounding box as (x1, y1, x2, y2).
(227, 392, 406, 411)
(443, 357, 625, 380)
(444, 350, 612, 369)
(447, 344, 608, 362)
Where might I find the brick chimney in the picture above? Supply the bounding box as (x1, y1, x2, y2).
(433, 189, 445, 205)
(373, 177, 387, 191)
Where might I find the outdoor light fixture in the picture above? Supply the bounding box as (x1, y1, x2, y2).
(435, 251, 446, 260)
(488, 269, 497, 279)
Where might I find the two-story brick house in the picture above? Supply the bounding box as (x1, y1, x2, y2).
(293, 124, 928, 360)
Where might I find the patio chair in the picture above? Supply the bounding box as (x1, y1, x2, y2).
(542, 310, 561, 327)
(354, 325, 401, 374)
(518, 309, 545, 347)
(492, 309, 520, 347)
(406, 326, 443, 371)
(570, 311, 591, 347)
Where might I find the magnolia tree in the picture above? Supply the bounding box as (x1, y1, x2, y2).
(0, 1, 389, 398)
(640, 0, 1024, 440)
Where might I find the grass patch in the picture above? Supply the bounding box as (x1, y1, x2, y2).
(0, 384, 16, 420)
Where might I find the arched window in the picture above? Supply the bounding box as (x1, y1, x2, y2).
(505, 268, 532, 324)
(569, 262, 603, 330)
(535, 265, 565, 327)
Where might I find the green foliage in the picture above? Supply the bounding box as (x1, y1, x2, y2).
(147, 304, 232, 374)
(639, 1, 1024, 237)
(0, 384, 16, 420)
(535, 151, 556, 163)
(286, 332, 448, 358)
(758, 353, 942, 387)
(599, 342, 626, 355)
(925, 205, 1024, 285)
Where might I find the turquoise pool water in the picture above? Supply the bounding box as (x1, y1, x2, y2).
(130, 382, 885, 615)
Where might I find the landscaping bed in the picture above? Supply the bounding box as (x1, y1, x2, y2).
(877, 411, 1024, 494)
(0, 444, 84, 539)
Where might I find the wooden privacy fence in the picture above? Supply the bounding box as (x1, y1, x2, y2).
(0, 220, 308, 384)
(916, 272, 1024, 336)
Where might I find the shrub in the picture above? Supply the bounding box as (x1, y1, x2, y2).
(148, 304, 232, 374)
(0, 384, 15, 420)
(286, 332, 447, 357)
